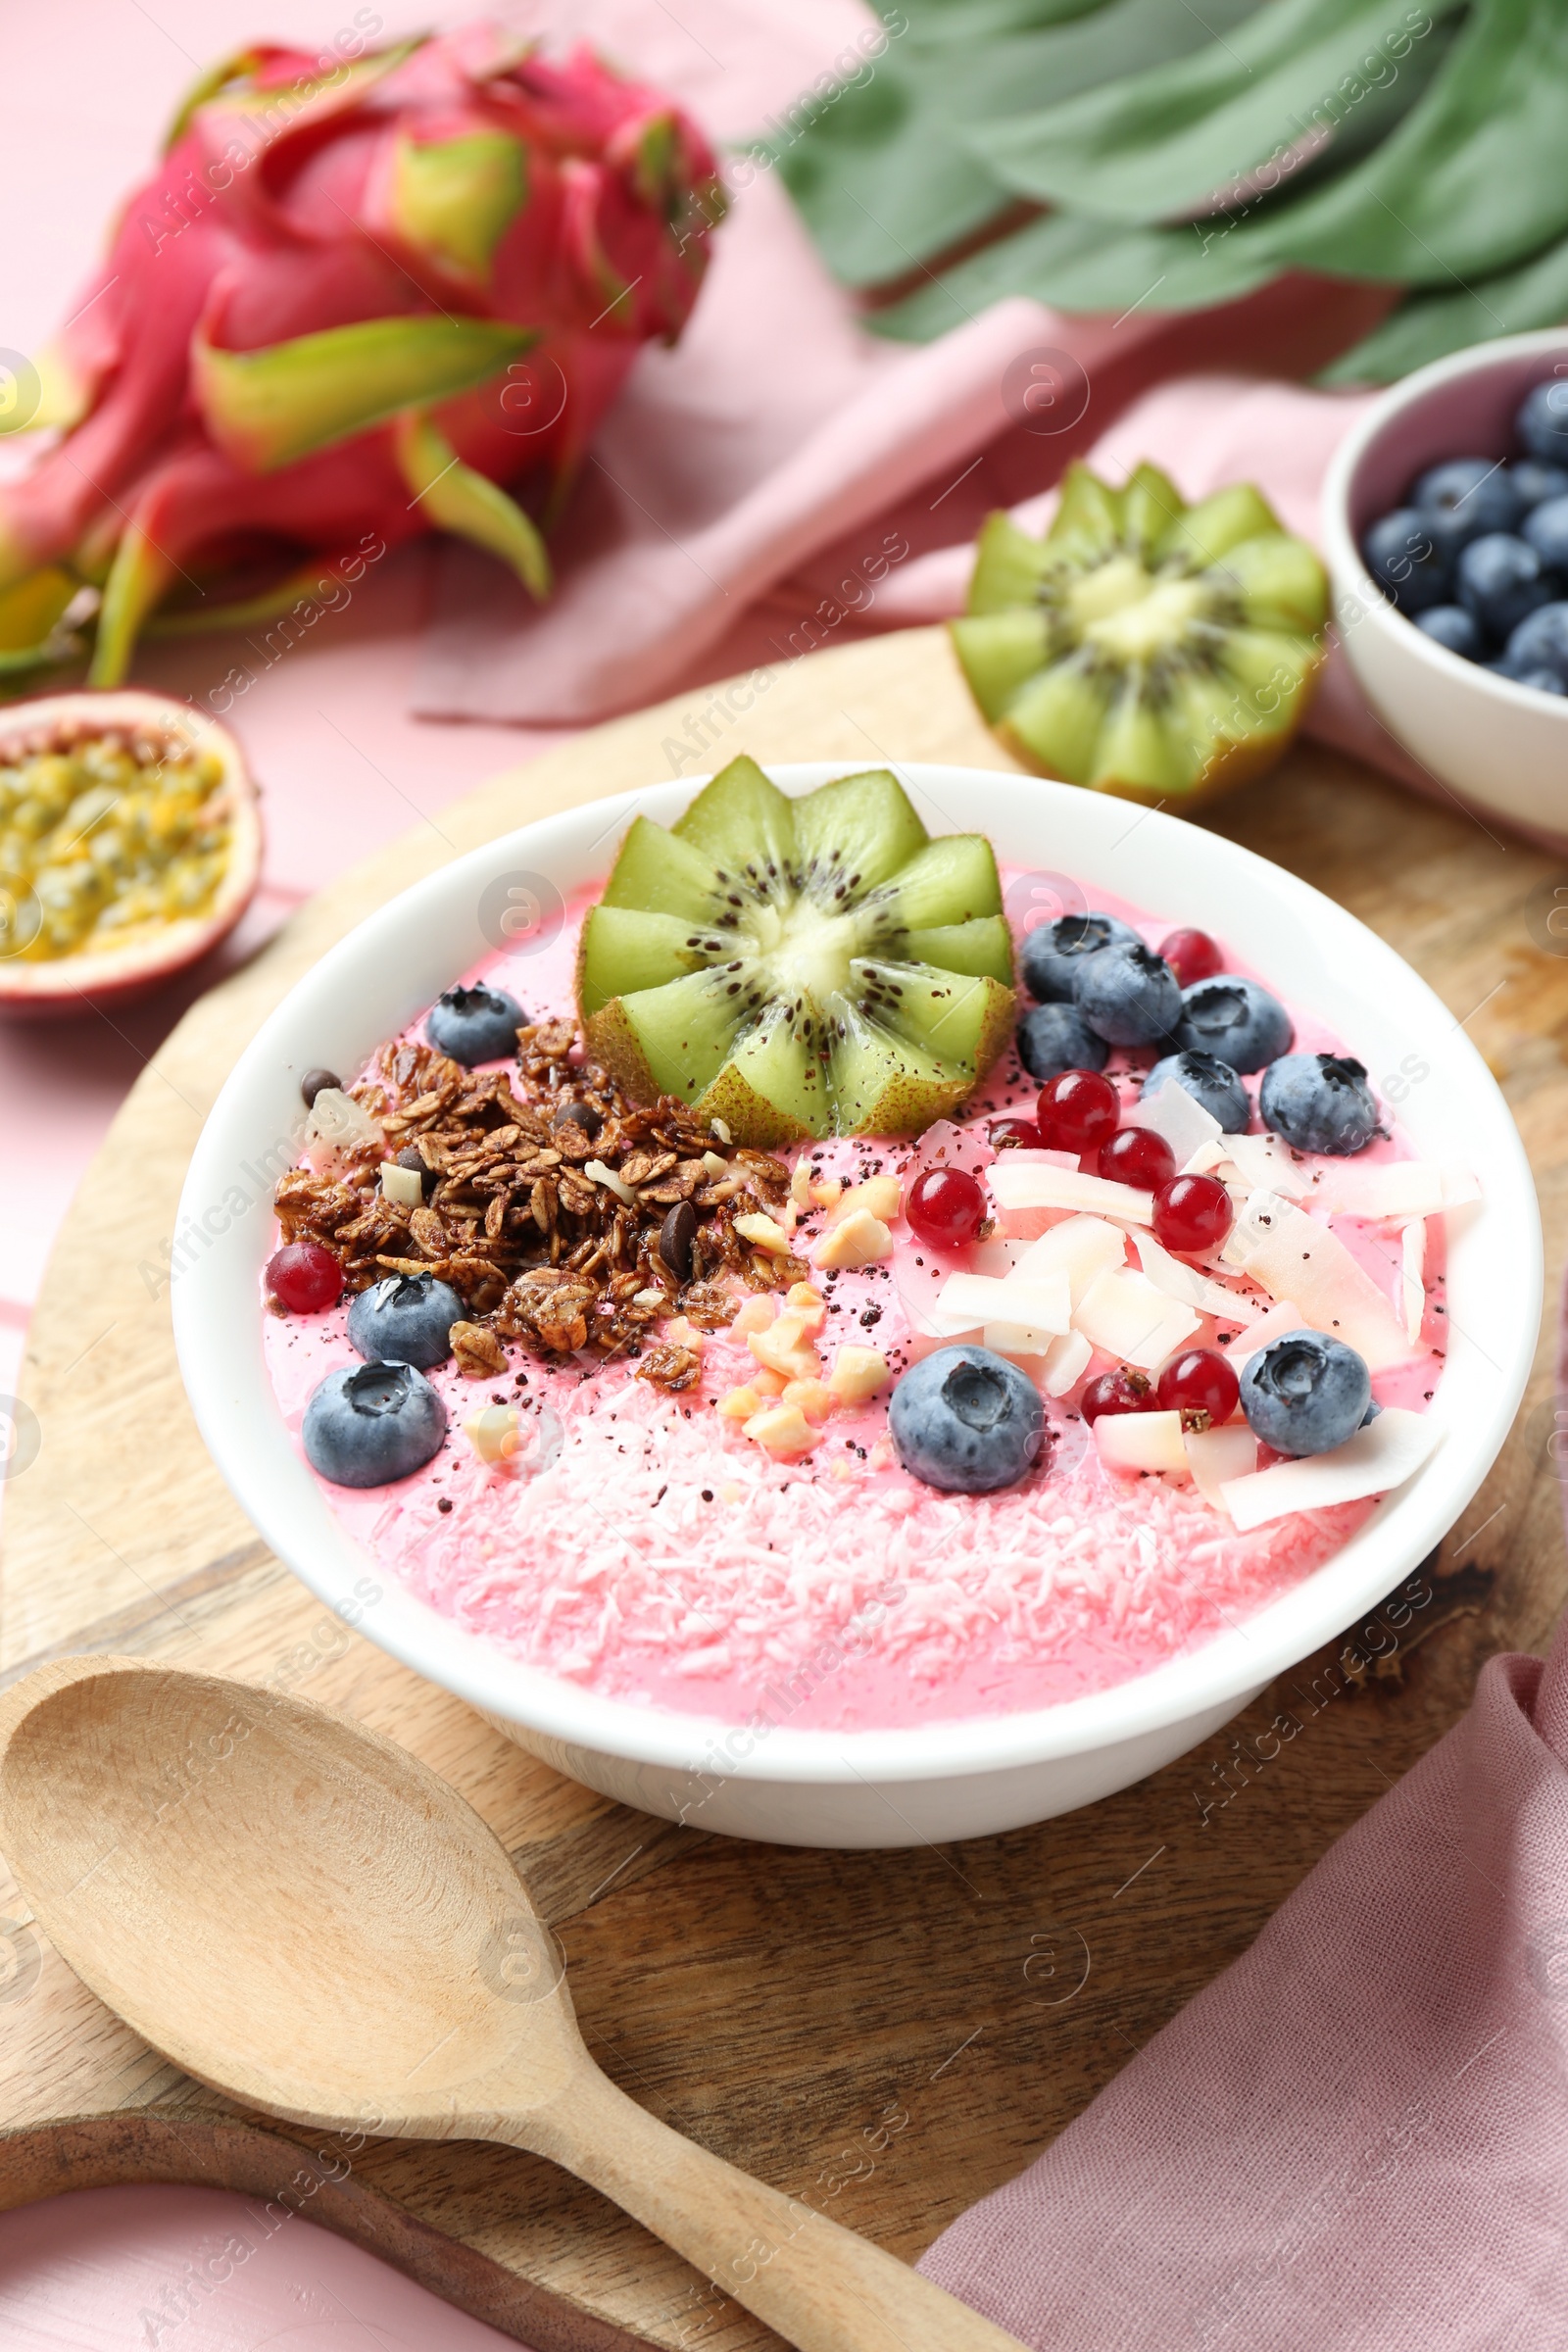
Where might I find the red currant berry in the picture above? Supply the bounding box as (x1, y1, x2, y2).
(1152, 1172, 1234, 1255)
(266, 1242, 344, 1314)
(906, 1165, 986, 1250)
(1038, 1067, 1119, 1153)
(1099, 1125, 1175, 1190)
(1159, 926, 1224, 987)
(1082, 1367, 1155, 1424)
(1155, 1347, 1240, 1429)
(990, 1115, 1046, 1151)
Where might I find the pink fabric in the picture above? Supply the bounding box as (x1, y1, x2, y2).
(920, 1617, 1568, 2346)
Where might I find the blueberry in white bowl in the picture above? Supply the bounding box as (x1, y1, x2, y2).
(888, 1345, 1046, 1494)
(1144, 1049, 1248, 1133)
(303, 1360, 448, 1488)
(347, 1272, 466, 1369)
(426, 981, 524, 1065)
(1174, 974, 1291, 1074)
(1522, 497, 1568, 574)
(1016, 1000, 1107, 1081)
(1519, 379, 1568, 465)
(1360, 509, 1449, 612)
(1240, 1331, 1371, 1459)
(1512, 461, 1568, 511)
(1412, 458, 1521, 560)
(1073, 940, 1182, 1048)
(1260, 1052, 1378, 1155)
(1455, 533, 1552, 640)
(1414, 606, 1483, 661)
(1501, 603, 1568, 686)
(1020, 910, 1139, 1004)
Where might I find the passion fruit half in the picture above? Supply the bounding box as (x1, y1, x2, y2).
(0, 688, 262, 1013)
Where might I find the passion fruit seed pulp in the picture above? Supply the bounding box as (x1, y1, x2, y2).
(0, 723, 233, 961)
(577, 756, 1015, 1147)
(950, 461, 1329, 805)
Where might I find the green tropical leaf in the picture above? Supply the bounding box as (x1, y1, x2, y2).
(1253, 0, 1568, 282)
(967, 0, 1465, 222)
(868, 207, 1280, 342)
(1319, 229, 1568, 381)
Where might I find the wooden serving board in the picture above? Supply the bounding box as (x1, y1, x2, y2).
(2, 625, 1564, 2352)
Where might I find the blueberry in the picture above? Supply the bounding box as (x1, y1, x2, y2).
(426, 982, 524, 1065)
(1503, 601, 1568, 683)
(1016, 1002, 1108, 1082)
(888, 1345, 1047, 1494)
(1455, 532, 1552, 640)
(1518, 379, 1568, 466)
(1512, 665, 1568, 697)
(1240, 1331, 1370, 1458)
(303, 1360, 448, 1488)
(1360, 508, 1448, 612)
(1020, 910, 1140, 1004)
(1143, 1050, 1248, 1134)
(1174, 975, 1292, 1075)
(1412, 457, 1521, 560)
(1511, 460, 1568, 511)
(1259, 1053, 1378, 1155)
(1413, 605, 1482, 661)
(347, 1272, 466, 1368)
(1073, 941, 1182, 1048)
(1522, 495, 1568, 574)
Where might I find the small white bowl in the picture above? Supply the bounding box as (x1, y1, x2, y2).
(173, 764, 1541, 1848)
(1322, 328, 1568, 842)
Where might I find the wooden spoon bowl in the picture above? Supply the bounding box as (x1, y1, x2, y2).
(0, 1657, 1028, 2352)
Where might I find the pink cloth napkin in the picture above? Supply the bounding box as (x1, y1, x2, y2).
(920, 1614, 1568, 2347)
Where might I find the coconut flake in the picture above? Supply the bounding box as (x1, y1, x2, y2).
(1014, 1214, 1128, 1305)
(1074, 1266, 1200, 1370)
(934, 1270, 1070, 1337)
(1399, 1217, 1426, 1344)
(302, 1087, 383, 1168)
(586, 1157, 637, 1206)
(1096, 1408, 1189, 1475)
(1228, 1299, 1309, 1368)
(1220, 1405, 1441, 1532)
(1222, 1133, 1310, 1199)
(1315, 1160, 1479, 1221)
(1185, 1421, 1257, 1513)
(1182, 1139, 1233, 1179)
(985, 1319, 1065, 1359)
(1132, 1229, 1250, 1319)
(1040, 1329, 1092, 1396)
(1124, 1079, 1221, 1164)
(1232, 1192, 1413, 1370)
(988, 1160, 1154, 1225)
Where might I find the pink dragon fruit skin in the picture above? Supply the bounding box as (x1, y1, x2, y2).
(0, 24, 724, 682)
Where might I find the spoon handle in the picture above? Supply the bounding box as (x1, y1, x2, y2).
(516, 2064, 1030, 2352)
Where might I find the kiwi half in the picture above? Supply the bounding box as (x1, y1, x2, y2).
(951, 463, 1329, 807)
(577, 758, 1014, 1146)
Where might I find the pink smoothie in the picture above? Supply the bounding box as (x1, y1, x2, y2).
(263, 873, 1452, 1733)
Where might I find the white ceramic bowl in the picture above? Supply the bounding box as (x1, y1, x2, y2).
(173, 764, 1541, 1848)
(1321, 327, 1568, 842)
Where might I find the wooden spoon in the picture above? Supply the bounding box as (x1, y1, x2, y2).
(0, 1657, 1029, 2352)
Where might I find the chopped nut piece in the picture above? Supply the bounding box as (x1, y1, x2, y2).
(463, 1403, 520, 1465)
(790, 1158, 813, 1208)
(743, 1401, 819, 1458)
(785, 1281, 826, 1332)
(716, 1384, 761, 1421)
(710, 1117, 732, 1144)
(663, 1314, 707, 1352)
(781, 1377, 837, 1423)
(701, 1150, 729, 1179)
(451, 1321, 508, 1379)
(585, 1157, 637, 1206)
(809, 1176, 843, 1209)
(829, 1175, 902, 1226)
(812, 1208, 893, 1270)
(827, 1346, 891, 1404)
(380, 1160, 424, 1208)
(748, 1311, 820, 1384)
(731, 1294, 775, 1336)
(734, 1210, 792, 1255)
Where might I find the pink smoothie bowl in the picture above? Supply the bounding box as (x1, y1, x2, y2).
(171, 765, 1541, 1848)
(1322, 327, 1568, 844)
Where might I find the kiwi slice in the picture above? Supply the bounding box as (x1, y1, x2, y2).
(577, 757, 1014, 1145)
(950, 463, 1329, 808)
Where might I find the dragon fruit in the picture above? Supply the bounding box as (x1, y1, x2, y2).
(0, 23, 723, 684)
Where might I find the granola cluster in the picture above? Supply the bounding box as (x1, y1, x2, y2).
(273, 1020, 812, 1385)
